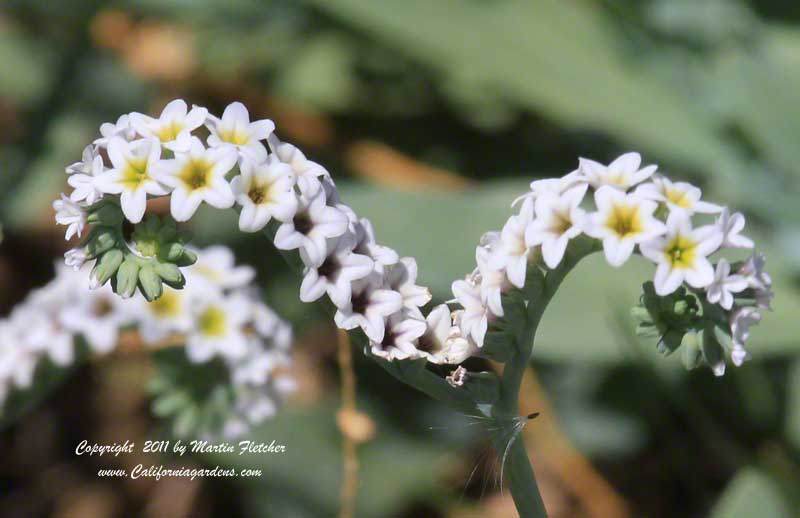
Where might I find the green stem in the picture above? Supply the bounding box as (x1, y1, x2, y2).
(493, 237, 600, 517)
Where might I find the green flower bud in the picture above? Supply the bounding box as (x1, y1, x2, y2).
(87, 203, 124, 226)
(86, 228, 117, 258)
(175, 248, 198, 267)
(90, 249, 123, 288)
(139, 266, 163, 302)
(155, 262, 184, 288)
(161, 242, 185, 262)
(657, 328, 684, 356)
(115, 258, 140, 298)
(682, 330, 703, 370)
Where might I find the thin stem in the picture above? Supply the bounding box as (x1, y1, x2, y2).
(492, 429, 548, 517)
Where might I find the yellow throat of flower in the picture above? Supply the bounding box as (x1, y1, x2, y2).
(154, 120, 185, 142)
(179, 159, 214, 191)
(198, 306, 227, 337)
(665, 234, 697, 269)
(606, 203, 643, 239)
(120, 156, 151, 190)
(665, 187, 692, 209)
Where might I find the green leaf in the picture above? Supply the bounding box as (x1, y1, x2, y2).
(710, 468, 792, 518)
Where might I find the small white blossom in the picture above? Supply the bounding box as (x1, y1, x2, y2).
(738, 252, 774, 310)
(186, 293, 251, 362)
(231, 155, 297, 232)
(273, 186, 349, 267)
(66, 145, 106, 205)
(334, 275, 403, 342)
(130, 99, 207, 152)
(706, 259, 747, 310)
(525, 185, 587, 270)
(369, 312, 427, 361)
(137, 287, 193, 344)
(716, 208, 754, 249)
(640, 213, 722, 296)
(512, 170, 586, 207)
(274, 141, 330, 195)
(185, 245, 255, 292)
(206, 102, 274, 161)
(490, 197, 534, 287)
(579, 152, 656, 190)
(731, 306, 760, 365)
(58, 286, 131, 354)
(417, 304, 476, 364)
(384, 257, 431, 317)
(64, 247, 88, 270)
(351, 217, 399, 271)
(299, 235, 374, 308)
(94, 137, 169, 223)
(583, 186, 666, 267)
(451, 279, 490, 347)
(53, 193, 87, 240)
(475, 246, 507, 317)
(94, 114, 137, 147)
(154, 137, 237, 222)
(635, 176, 721, 215)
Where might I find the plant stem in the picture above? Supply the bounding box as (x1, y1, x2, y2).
(494, 237, 600, 517)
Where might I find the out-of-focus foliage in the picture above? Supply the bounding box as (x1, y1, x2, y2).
(1, 0, 800, 516)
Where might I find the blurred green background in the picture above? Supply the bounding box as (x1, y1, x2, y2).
(1, 0, 800, 517)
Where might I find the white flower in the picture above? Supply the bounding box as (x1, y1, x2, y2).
(94, 137, 168, 223)
(137, 287, 193, 344)
(206, 102, 274, 161)
(58, 286, 130, 354)
(384, 257, 431, 316)
(369, 312, 427, 361)
(66, 145, 106, 205)
(351, 217, 399, 271)
(635, 176, 721, 215)
(230, 339, 281, 386)
(451, 279, 490, 347)
(299, 234, 374, 307)
(94, 114, 137, 147)
(64, 247, 88, 270)
(579, 152, 656, 190)
(231, 155, 297, 232)
(525, 185, 587, 270)
(53, 193, 87, 240)
(273, 186, 349, 267)
(186, 293, 251, 362)
(0, 323, 38, 389)
(475, 246, 507, 317)
(185, 245, 255, 292)
(640, 213, 723, 296)
(490, 197, 535, 286)
(274, 141, 329, 195)
(416, 304, 476, 364)
(583, 186, 666, 267)
(716, 208, 754, 249)
(154, 137, 237, 221)
(130, 99, 207, 152)
(334, 275, 402, 342)
(11, 307, 73, 367)
(512, 169, 586, 207)
(706, 259, 747, 310)
(731, 306, 760, 365)
(738, 252, 774, 310)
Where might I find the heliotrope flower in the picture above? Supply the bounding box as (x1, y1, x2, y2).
(490, 197, 534, 287)
(640, 213, 722, 296)
(706, 258, 747, 310)
(273, 185, 349, 267)
(384, 257, 431, 317)
(635, 176, 721, 215)
(231, 155, 297, 232)
(475, 246, 506, 317)
(731, 306, 761, 367)
(274, 141, 329, 195)
(583, 186, 666, 267)
(334, 275, 402, 342)
(206, 102, 275, 161)
(369, 312, 427, 361)
(94, 137, 169, 223)
(185, 245, 255, 292)
(53, 193, 87, 240)
(130, 99, 207, 152)
(185, 292, 251, 362)
(154, 137, 237, 222)
(58, 286, 132, 354)
(66, 145, 106, 205)
(451, 279, 489, 347)
(416, 304, 475, 364)
(137, 287, 193, 344)
(738, 252, 774, 310)
(299, 234, 374, 307)
(525, 185, 587, 269)
(716, 208, 754, 249)
(579, 152, 656, 190)
(94, 114, 137, 147)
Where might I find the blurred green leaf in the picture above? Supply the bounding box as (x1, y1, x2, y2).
(784, 359, 800, 450)
(710, 467, 792, 518)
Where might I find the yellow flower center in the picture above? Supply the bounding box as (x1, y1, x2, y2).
(665, 234, 697, 269)
(178, 159, 213, 191)
(248, 182, 272, 205)
(154, 120, 184, 142)
(198, 306, 226, 337)
(120, 156, 151, 190)
(605, 203, 643, 238)
(665, 187, 691, 208)
(218, 127, 250, 146)
(548, 209, 573, 236)
(148, 289, 181, 318)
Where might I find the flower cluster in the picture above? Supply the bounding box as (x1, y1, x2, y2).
(0, 245, 294, 437)
(55, 101, 773, 375)
(450, 153, 773, 374)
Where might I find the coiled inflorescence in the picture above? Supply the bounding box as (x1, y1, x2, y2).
(55, 101, 773, 375)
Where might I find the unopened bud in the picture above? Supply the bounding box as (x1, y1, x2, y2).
(139, 265, 163, 301)
(175, 248, 198, 267)
(115, 258, 140, 298)
(90, 249, 123, 289)
(87, 228, 117, 258)
(155, 262, 184, 288)
(87, 204, 124, 226)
